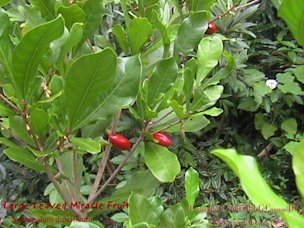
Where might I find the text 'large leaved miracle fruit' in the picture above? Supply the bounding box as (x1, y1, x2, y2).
(153, 132, 173, 147)
(109, 133, 132, 151)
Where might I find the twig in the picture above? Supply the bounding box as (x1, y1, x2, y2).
(148, 110, 174, 130)
(87, 110, 122, 203)
(84, 134, 144, 208)
(0, 92, 22, 114)
(73, 151, 81, 203)
(43, 157, 85, 218)
(257, 143, 273, 158)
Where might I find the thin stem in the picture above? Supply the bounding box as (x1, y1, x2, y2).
(84, 134, 144, 207)
(73, 151, 81, 203)
(87, 110, 122, 203)
(0, 92, 22, 114)
(148, 110, 174, 130)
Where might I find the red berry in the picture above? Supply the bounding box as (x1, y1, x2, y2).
(206, 22, 219, 34)
(153, 132, 173, 147)
(109, 133, 132, 150)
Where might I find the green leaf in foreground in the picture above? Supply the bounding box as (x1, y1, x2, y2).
(212, 148, 304, 227)
(185, 167, 200, 206)
(144, 142, 181, 183)
(292, 140, 304, 198)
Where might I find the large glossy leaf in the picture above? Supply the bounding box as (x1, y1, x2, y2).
(128, 17, 153, 54)
(128, 192, 159, 226)
(279, 0, 304, 46)
(77, 55, 142, 129)
(58, 4, 85, 30)
(174, 11, 209, 54)
(196, 36, 223, 85)
(3, 148, 45, 172)
(29, 0, 55, 20)
(185, 167, 200, 207)
(12, 16, 64, 99)
(212, 148, 304, 227)
(147, 57, 179, 107)
(292, 140, 304, 198)
(64, 49, 117, 129)
(144, 142, 181, 183)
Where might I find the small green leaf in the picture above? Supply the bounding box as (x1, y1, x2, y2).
(128, 17, 153, 54)
(113, 24, 129, 54)
(58, 4, 85, 30)
(294, 66, 304, 84)
(261, 123, 278, 140)
(29, 0, 55, 20)
(292, 140, 304, 198)
(281, 118, 297, 139)
(159, 203, 186, 227)
(201, 107, 223, 116)
(185, 167, 200, 206)
(4, 148, 45, 172)
(70, 137, 101, 154)
(29, 107, 49, 137)
(144, 142, 181, 183)
(196, 36, 223, 85)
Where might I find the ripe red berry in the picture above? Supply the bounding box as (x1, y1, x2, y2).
(109, 133, 132, 150)
(206, 22, 219, 34)
(153, 132, 173, 147)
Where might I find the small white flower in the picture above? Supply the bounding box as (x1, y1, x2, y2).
(265, 79, 278, 89)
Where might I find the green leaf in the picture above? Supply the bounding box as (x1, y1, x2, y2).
(70, 137, 101, 154)
(3, 148, 45, 172)
(271, 0, 283, 9)
(77, 55, 142, 129)
(294, 66, 304, 84)
(279, 0, 304, 46)
(174, 11, 209, 54)
(185, 167, 200, 206)
(196, 36, 223, 85)
(281, 118, 297, 139)
(261, 123, 278, 140)
(64, 49, 117, 129)
(187, 0, 216, 12)
(113, 24, 129, 54)
(9, 116, 35, 146)
(68, 221, 102, 228)
(29, 107, 49, 137)
(212, 148, 304, 227)
(128, 17, 153, 54)
(160, 203, 186, 228)
(292, 140, 304, 198)
(57, 23, 83, 64)
(29, 0, 55, 21)
(128, 192, 159, 226)
(12, 16, 64, 99)
(201, 107, 223, 116)
(58, 4, 85, 30)
(147, 57, 179, 107)
(144, 142, 181, 183)
(0, 0, 11, 8)
(80, 0, 103, 44)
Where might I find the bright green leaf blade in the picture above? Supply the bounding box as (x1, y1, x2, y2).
(196, 36, 223, 85)
(78, 55, 142, 129)
(128, 192, 159, 226)
(294, 66, 304, 84)
(29, 107, 49, 137)
(281, 118, 297, 139)
(212, 148, 304, 226)
(292, 140, 304, 198)
(174, 11, 209, 54)
(9, 116, 35, 146)
(70, 137, 101, 154)
(185, 167, 200, 206)
(0, 0, 11, 8)
(159, 203, 186, 227)
(3, 148, 45, 172)
(187, 0, 216, 12)
(113, 24, 129, 54)
(128, 17, 153, 54)
(279, 0, 304, 46)
(147, 57, 179, 107)
(64, 49, 117, 129)
(58, 4, 85, 30)
(144, 142, 181, 183)
(12, 16, 64, 99)
(29, 0, 55, 20)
